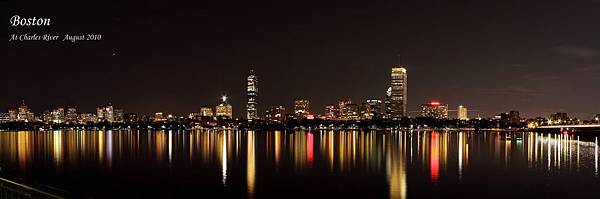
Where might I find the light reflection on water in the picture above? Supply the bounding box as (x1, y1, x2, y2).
(0, 130, 598, 198)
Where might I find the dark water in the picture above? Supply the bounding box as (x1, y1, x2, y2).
(0, 130, 598, 198)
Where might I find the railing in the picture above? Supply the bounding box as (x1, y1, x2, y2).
(0, 176, 65, 199)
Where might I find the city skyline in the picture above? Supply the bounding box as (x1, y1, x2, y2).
(4, 1, 599, 119)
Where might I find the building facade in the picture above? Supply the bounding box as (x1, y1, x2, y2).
(246, 69, 259, 121)
(200, 107, 214, 117)
(389, 66, 407, 119)
(361, 99, 383, 119)
(294, 99, 310, 119)
(265, 106, 285, 124)
(420, 101, 448, 119)
(216, 96, 233, 118)
(457, 105, 468, 120)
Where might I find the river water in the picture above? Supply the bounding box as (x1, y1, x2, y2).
(0, 130, 598, 198)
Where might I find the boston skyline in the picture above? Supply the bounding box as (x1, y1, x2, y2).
(4, 0, 599, 118)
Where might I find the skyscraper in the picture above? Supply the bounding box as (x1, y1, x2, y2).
(97, 104, 114, 123)
(389, 66, 407, 119)
(294, 99, 310, 119)
(457, 105, 468, 120)
(323, 104, 336, 120)
(216, 95, 233, 118)
(17, 101, 34, 122)
(246, 68, 259, 121)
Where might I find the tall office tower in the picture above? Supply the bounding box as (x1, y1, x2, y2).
(457, 105, 468, 120)
(200, 107, 214, 117)
(323, 104, 336, 120)
(338, 98, 352, 120)
(294, 99, 310, 119)
(52, 108, 65, 124)
(17, 101, 34, 122)
(216, 95, 233, 118)
(385, 87, 392, 118)
(66, 107, 78, 124)
(361, 99, 383, 119)
(246, 69, 259, 121)
(265, 106, 286, 124)
(420, 101, 448, 119)
(346, 103, 360, 120)
(97, 104, 115, 123)
(389, 66, 407, 119)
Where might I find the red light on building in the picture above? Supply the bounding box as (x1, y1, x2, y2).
(429, 101, 440, 106)
(305, 114, 315, 120)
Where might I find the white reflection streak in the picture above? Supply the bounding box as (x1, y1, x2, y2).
(169, 130, 173, 164)
(458, 132, 463, 181)
(222, 132, 227, 186)
(595, 137, 598, 176)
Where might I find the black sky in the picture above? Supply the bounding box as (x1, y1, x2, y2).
(3, 0, 600, 118)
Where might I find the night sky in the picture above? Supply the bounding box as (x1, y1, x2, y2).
(4, 0, 600, 119)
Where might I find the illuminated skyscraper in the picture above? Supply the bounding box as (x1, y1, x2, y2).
(52, 108, 65, 124)
(389, 66, 407, 119)
(216, 95, 233, 118)
(200, 107, 214, 117)
(246, 69, 259, 121)
(457, 105, 468, 120)
(294, 99, 310, 119)
(97, 104, 114, 123)
(338, 98, 352, 120)
(265, 106, 285, 124)
(17, 101, 34, 122)
(323, 104, 336, 120)
(66, 107, 78, 124)
(420, 101, 448, 119)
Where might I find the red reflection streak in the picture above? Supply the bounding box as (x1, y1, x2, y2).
(430, 132, 439, 182)
(307, 133, 314, 168)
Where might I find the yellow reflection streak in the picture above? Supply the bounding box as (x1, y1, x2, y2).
(247, 131, 256, 199)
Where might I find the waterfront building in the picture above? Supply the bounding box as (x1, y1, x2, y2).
(361, 99, 383, 120)
(97, 104, 115, 123)
(114, 109, 124, 123)
(346, 103, 360, 120)
(200, 107, 213, 117)
(216, 96, 233, 118)
(265, 106, 285, 124)
(389, 66, 408, 119)
(323, 104, 336, 120)
(496, 111, 521, 124)
(52, 108, 65, 124)
(294, 99, 310, 119)
(246, 68, 259, 121)
(17, 101, 34, 122)
(457, 105, 468, 120)
(154, 112, 166, 122)
(8, 110, 17, 122)
(385, 87, 392, 118)
(549, 112, 569, 124)
(66, 107, 78, 124)
(0, 112, 10, 123)
(79, 113, 97, 124)
(124, 113, 139, 123)
(420, 101, 448, 119)
(338, 98, 352, 120)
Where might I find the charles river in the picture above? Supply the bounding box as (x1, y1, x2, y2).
(0, 130, 598, 198)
